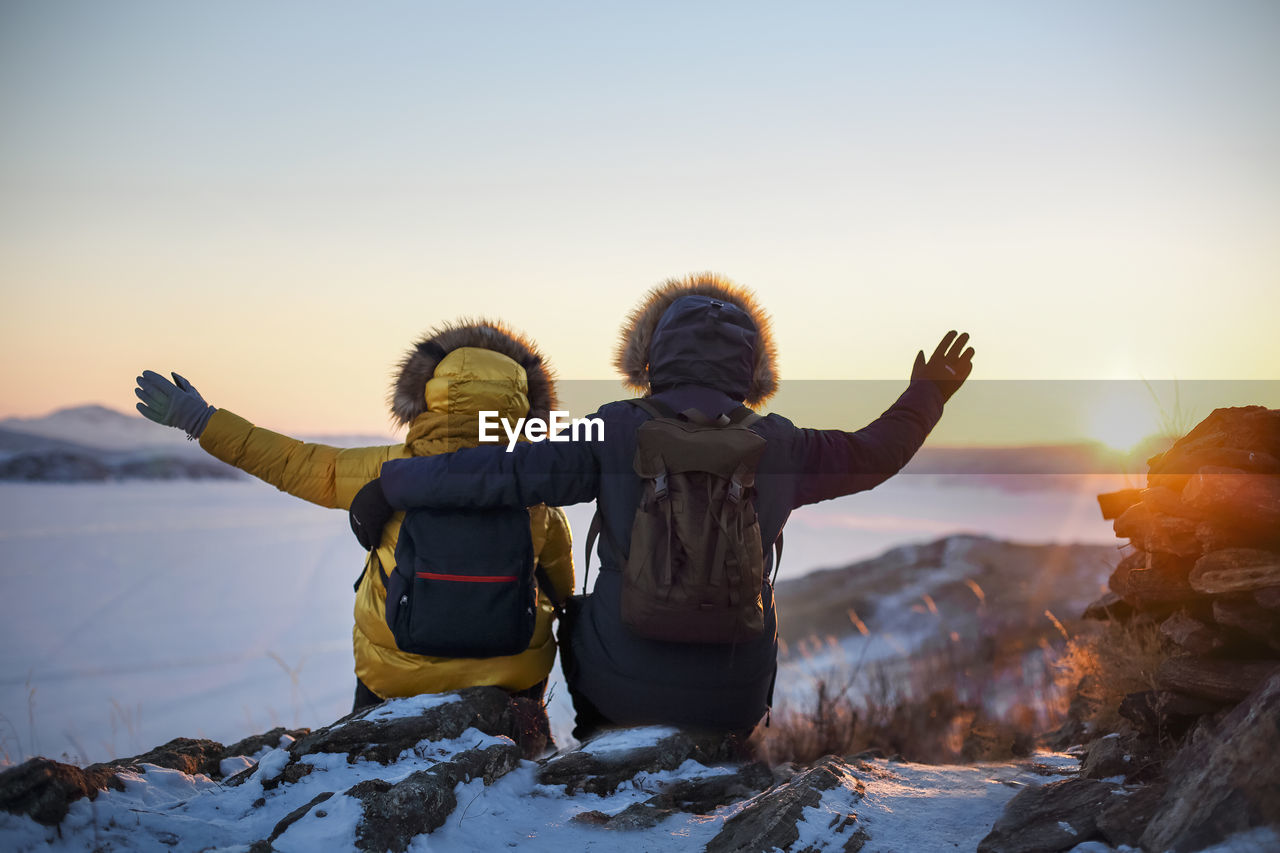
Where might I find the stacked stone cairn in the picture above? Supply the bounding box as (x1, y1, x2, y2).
(1092, 405, 1280, 735)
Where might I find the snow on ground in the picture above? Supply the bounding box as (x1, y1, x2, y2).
(0, 713, 1083, 853)
(843, 752, 1076, 853)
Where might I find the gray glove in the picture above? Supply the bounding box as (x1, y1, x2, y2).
(134, 370, 216, 439)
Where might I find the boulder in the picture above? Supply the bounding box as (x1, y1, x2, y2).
(1113, 503, 1200, 557)
(1117, 690, 1225, 740)
(1082, 592, 1133, 622)
(227, 686, 548, 790)
(1146, 407, 1280, 482)
(705, 756, 867, 853)
(1159, 611, 1228, 657)
(1255, 586, 1280, 611)
(1141, 671, 1280, 852)
(0, 757, 124, 827)
(1098, 489, 1143, 521)
(223, 726, 310, 762)
(977, 777, 1122, 853)
(572, 762, 774, 831)
(1095, 781, 1167, 848)
(537, 727, 740, 796)
(1155, 657, 1280, 704)
(1139, 486, 1200, 519)
(1109, 550, 1198, 611)
(104, 737, 226, 778)
(1078, 734, 1130, 781)
(1211, 596, 1280, 654)
(1182, 468, 1280, 540)
(0, 727, 310, 826)
(345, 742, 523, 853)
(1190, 548, 1280, 595)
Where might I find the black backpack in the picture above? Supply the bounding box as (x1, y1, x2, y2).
(382, 506, 555, 658)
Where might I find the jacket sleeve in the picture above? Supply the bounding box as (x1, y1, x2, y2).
(536, 506, 576, 602)
(380, 428, 600, 510)
(789, 380, 946, 507)
(199, 409, 401, 509)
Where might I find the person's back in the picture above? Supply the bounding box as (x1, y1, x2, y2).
(134, 320, 574, 710)
(359, 273, 973, 736)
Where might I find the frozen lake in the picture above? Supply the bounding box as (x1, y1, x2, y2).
(0, 475, 1123, 765)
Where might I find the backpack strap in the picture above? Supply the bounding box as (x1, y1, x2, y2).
(582, 509, 601, 595)
(728, 405, 762, 428)
(631, 397, 678, 420)
(534, 562, 564, 613)
(633, 397, 761, 428)
(770, 531, 784, 584)
(353, 550, 387, 593)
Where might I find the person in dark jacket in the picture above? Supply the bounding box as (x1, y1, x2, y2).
(349, 272, 974, 738)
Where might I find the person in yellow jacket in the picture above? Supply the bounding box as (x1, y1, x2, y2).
(133, 320, 574, 711)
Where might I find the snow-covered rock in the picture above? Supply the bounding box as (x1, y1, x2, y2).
(980, 670, 1280, 853)
(0, 687, 1080, 852)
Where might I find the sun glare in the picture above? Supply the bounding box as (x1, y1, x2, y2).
(1086, 390, 1158, 452)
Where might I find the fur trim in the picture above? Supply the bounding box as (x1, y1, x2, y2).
(390, 319, 558, 426)
(615, 272, 778, 406)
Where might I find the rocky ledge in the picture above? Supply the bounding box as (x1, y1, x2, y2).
(2, 687, 1080, 852)
(979, 670, 1280, 853)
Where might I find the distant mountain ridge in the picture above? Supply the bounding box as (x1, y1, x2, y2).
(0, 405, 401, 482)
(0, 404, 398, 450)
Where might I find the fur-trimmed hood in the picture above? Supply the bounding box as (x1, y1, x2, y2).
(615, 272, 778, 406)
(390, 320, 558, 426)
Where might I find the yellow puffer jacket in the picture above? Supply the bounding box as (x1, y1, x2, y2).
(198, 344, 574, 698)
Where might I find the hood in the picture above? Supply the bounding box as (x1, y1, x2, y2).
(390, 319, 558, 426)
(615, 272, 778, 406)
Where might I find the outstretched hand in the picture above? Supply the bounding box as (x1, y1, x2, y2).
(911, 331, 974, 403)
(134, 370, 217, 438)
(350, 477, 394, 550)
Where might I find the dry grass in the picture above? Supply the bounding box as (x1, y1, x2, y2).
(758, 579, 1182, 766)
(758, 682, 1040, 767)
(1052, 617, 1168, 736)
(756, 636, 1060, 766)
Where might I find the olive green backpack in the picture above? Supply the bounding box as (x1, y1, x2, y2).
(584, 398, 781, 644)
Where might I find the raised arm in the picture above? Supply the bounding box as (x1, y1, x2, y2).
(201, 409, 396, 509)
(791, 331, 973, 506)
(134, 369, 394, 509)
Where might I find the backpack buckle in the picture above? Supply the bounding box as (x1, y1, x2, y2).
(728, 479, 743, 504)
(654, 471, 669, 500)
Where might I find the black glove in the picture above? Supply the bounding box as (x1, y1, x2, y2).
(350, 477, 394, 550)
(911, 331, 975, 403)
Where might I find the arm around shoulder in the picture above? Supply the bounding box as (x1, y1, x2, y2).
(381, 428, 601, 510)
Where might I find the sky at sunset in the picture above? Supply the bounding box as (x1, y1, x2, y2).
(2, 1, 1278, 443)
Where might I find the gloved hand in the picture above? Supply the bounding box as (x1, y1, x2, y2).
(911, 331, 975, 403)
(350, 477, 395, 550)
(134, 370, 217, 438)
